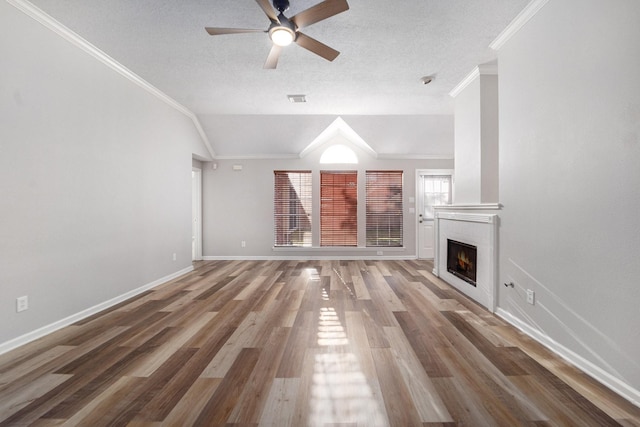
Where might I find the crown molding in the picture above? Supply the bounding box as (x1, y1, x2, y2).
(449, 67, 480, 98)
(449, 62, 500, 98)
(377, 154, 454, 161)
(212, 153, 451, 161)
(8, 0, 215, 160)
(213, 154, 300, 160)
(450, 0, 551, 98)
(490, 0, 551, 51)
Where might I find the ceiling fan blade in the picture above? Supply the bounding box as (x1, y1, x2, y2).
(264, 44, 282, 69)
(290, 0, 349, 29)
(205, 27, 265, 35)
(255, 0, 279, 23)
(295, 32, 339, 62)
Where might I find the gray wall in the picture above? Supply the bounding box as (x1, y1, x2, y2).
(202, 142, 453, 259)
(479, 74, 499, 203)
(0, 2, 211, 345)
(498, 0, 640, 392)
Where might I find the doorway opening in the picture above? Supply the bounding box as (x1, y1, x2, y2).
(192, 167, 202, 261)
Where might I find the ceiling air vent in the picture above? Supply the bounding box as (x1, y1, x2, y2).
(287, 94, 307, 103)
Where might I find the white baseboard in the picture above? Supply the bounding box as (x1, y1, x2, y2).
(0, 265, 194, 356)
(496, 308, 640, 407)
(202, 255, 417, 261)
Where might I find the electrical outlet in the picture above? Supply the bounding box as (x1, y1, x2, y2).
(376, 250, 383, 256)
(526, 289, 535, 305)
(241, 241, 246, 248)
(16, 296, 29, 312)
(172, 253, 177, 261)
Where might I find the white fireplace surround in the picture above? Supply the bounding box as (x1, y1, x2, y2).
(433, 212, 498, 312)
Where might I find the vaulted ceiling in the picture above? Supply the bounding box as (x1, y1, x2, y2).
(27, 0, 530, 157)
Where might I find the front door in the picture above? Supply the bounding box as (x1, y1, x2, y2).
(417, 172, 452, 259)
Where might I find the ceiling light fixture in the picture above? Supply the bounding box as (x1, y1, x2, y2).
(269, 26, 295, 46)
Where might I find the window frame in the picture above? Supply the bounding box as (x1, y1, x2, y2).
(365, 170, 404, 247)
(319, 170, 358, 247)
(273, 170, 312, 247)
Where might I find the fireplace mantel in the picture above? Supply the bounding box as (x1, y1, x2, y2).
(433, 211, 498, 312)
(436, 211, 497, 223)
(434, 203, 501, 211)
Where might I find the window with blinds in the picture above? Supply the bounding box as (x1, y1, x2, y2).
(320, 171, 357, 247)
(274, 171, 312, 247)
(366, 171, 403, 247)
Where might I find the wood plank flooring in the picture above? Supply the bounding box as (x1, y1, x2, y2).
(1, 260, 639, 426)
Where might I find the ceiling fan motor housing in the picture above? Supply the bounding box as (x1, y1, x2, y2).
(273, 0, 290, 13)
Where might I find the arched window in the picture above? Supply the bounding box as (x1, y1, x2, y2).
(319, 144, 358, 164)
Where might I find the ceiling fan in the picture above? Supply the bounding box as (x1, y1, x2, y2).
(205, 0, 349, 69)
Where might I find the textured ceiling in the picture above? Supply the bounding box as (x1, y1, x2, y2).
(27, 0, 530, 157)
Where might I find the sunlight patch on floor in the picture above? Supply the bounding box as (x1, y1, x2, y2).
(309, 274, 387, 427)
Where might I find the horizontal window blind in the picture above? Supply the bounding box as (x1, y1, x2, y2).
(366, 171, 403, 247)
(274, 171, 312, 247)
(320, 171, 357, 247)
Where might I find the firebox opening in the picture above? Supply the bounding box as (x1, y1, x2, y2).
(447, 239, 477, 286)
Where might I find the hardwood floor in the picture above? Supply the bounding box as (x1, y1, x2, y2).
(1, 260, 638, 426)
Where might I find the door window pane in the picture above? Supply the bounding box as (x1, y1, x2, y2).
(422, 175, 452, 219)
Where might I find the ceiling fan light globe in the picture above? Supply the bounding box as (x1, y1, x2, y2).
(270, 27, 295, 46)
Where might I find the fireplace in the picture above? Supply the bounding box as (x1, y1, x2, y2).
(447, 239, 477, 286)
(433, 211, 498, 312)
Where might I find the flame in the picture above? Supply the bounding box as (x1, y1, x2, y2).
(457, 251, 473, 272)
